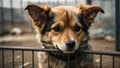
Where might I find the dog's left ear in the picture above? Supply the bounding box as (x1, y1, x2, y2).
(75, 5, 104, 26)
(25, 5, 53, 33)
(24, 4, 51, 22)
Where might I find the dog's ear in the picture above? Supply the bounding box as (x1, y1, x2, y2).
(75, 4, 104, 26)
(25, 5, 52, 33)
(25, 4, 51, 22)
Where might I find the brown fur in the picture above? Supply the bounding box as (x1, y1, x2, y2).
(25, 4, 104, 68)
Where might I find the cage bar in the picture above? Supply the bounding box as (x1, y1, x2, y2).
(20, 0, 23, 22)
(0, 0, 4, 35)
(2, 49, 4, 68)
(115, 0, 120, 51)
(32, 51, 34, 68)
(48, 54, 50, 68)
(112, 56, 115, 68)
(22, 50, 24, 68)
(75, 55, 78, 68)
(10, 0, 14, 28)
(12, 50, 14, 68)
(100, 54, 102, 68)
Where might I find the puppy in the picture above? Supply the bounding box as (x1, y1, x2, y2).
(25, 4, 104, 68)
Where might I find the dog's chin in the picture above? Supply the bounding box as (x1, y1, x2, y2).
(56, 45, 75, 54)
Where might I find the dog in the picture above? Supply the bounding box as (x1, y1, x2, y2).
(25, 4, 104, 68)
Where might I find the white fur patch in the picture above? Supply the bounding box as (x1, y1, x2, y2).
(35, 34, 42, 45)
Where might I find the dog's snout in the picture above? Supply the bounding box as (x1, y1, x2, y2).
(66, 41, 75, 49)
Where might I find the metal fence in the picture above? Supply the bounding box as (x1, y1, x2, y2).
(0, 46, 120, 68)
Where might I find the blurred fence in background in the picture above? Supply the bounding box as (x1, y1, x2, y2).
(0, 0, 115, 36)
(0, 0, 86, 35)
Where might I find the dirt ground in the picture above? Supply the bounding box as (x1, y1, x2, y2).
(0, 23, 119, 68)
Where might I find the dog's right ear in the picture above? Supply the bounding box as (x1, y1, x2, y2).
(25, 4, 51, 22)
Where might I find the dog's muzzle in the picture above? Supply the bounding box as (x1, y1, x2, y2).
(56, 45, 75, 53)
(66, 41, 76, 49)
(56, 40, 78, 53)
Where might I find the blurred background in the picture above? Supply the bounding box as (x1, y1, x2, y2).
(0, 0, 120, 68)
(0, 0, 116, 40)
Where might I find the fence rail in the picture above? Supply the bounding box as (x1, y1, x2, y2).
(0, 46, 120, 56)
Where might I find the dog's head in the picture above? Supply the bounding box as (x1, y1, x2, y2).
(25, 4, 104, 53)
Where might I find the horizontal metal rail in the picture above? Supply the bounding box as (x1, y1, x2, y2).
(0, 46, 59, 52)
(82, 50, 120, 56)
(0, 46, 120, 56)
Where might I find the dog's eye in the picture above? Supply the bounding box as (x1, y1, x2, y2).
(73, 26, 81, 32)
(53, 26, 62, 32)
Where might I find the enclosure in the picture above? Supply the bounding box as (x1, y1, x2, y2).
(0, 0, 120, 68)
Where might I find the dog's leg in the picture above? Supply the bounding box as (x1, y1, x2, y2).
(38, 52, 48, 68)
(38, 63, 48, 68)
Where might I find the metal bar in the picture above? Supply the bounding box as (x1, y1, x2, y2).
(47, 0, 50, 5)
(75, 55, 78, 68)
(12, 50, 14, 68)
(1, 46, 120, 56)
(112, 56, 115, 68)
(10, 0, 14, 28)
(2, 49, 4, 68)
(74, 0, 77, 5)
(67, 55, 70, 68)
(22, 50, 24, 68)
(100, 54, 102, 68)
(39, 0, 41, 5)
(32, 51, 34, 68)
(118, 56, 120, 68)
(81, 50, 120, 56)
(48, 54, 50, 68)
(86, 0, 92, 4)
(83, 53, 87, 68)
(65, 0, 67, 5)
(56, 0, 59, 6)
(0, 0, 4, 34)
(0, 46, 59, 52)
(115, 0, 120, 51)
(20, 0, 23, 22)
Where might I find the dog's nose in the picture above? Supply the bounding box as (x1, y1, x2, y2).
(66, 41, 75, 49)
